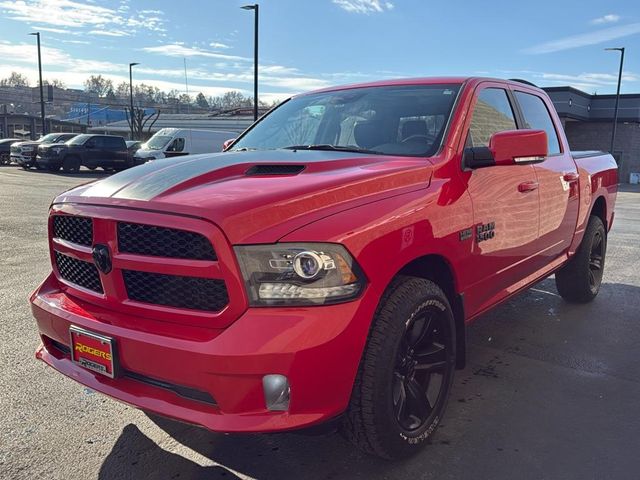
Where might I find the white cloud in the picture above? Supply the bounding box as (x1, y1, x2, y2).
(332, 0, 394, 14)
(209, 42, 231, 50)
(591, 14, 620, 25)
(500, 69, 640, 92)
(141, 44, 250, 62)
(523, 22, 640, 54)
(89, 29, 130, 37)
(0, 0, 166, 33)
(30, 26, 76, 35)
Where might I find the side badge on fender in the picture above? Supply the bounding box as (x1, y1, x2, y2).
(476, 222, 496, 243)
(459, 228, 472, 241)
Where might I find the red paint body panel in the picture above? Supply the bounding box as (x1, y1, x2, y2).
(31, 77, 618, 432)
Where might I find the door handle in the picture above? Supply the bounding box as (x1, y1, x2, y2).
(563, 172, 579, 182)
(518, 181, 539, 193)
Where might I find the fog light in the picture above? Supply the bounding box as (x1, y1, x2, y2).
(263, 374, 290, 411)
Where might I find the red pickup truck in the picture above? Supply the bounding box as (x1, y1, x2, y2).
(31, 77, 617, 459)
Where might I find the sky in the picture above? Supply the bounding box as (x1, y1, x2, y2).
(0, 0, 639, 103)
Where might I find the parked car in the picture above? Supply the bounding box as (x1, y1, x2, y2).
(11, 133, 78, 169)
(126, 140, 142, 154)
(31, 77, 617, 459)
(133, 128, 235, 162)
(0, 138, 21, 165)
(36, 134, 131, 173)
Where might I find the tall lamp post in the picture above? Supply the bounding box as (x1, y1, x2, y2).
(241, 4, 259, 121)
(129, 62, 139, 140)
(605, 47, 625, 155)
(29, 32, 46, 137)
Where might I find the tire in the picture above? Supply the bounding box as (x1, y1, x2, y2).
(46, 164, 60, 172)
(342, 276, 456, 459)
(62, 156, 81, 173)
(21, 164, 30, 170)
(0, 153, 9, 165)
(555, 215, 606, 303)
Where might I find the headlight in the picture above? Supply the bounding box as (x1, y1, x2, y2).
(234, 243, 365, 306)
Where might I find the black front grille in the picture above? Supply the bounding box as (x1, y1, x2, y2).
(55, 252, 103, 293)
(53, 215, 93, 246)
(118, 223, 216, 260)
(123, 270, 228, 311)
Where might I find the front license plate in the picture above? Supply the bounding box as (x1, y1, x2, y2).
(69, 326, 118, 378)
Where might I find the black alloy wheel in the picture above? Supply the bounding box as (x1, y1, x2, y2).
(393, 305, 451, 432)
(343, 276, 456, 459)
(588, 229, 605, 292)
(555, 215, 607, 303)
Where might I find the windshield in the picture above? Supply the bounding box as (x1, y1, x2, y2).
(38, 133, 60, 144)
(144, 135, 173, 150)
(67, 134, 91, 145)
(232, 84, 461, 157)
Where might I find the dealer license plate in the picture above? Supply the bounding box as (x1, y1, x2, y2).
(69, 326, 118, 378)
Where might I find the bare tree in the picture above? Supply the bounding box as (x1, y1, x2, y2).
(43, 78, 66, 89)
(125, 107, 160, 140)
(0, 72, 30, 87)
(195, 92, 209, 109)
(84, 75, 114, 97)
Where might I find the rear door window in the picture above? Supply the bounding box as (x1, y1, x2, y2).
(104, 137, 124, 149)
(513, 91, 561, 154)
(468, 88, 517, 147)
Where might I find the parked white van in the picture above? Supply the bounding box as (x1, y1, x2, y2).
(134, 128, 236, 162)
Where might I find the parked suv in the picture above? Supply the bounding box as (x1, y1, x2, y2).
(11, 133, 77, 169)
(36, 134, 131, 173)
(0, 138, 21, 165)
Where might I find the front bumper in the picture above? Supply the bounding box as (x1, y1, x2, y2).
(12, 153, 34, 166)
(32, 272, 369, 433)
(35, 155, 61, 168)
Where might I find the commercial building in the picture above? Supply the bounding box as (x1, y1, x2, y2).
(0, 112, 86, 139)
(544, 87, 640, 183)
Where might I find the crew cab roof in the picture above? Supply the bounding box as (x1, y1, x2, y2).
(299, 76, 545, 97)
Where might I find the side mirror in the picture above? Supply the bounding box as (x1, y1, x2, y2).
(464, 129, 548, 169)
(222, 138, 236, 152)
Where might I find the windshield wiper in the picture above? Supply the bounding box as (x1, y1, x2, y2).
(282, 144, 381, 155)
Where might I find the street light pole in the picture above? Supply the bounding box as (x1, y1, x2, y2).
(605, 47, 625, 155)
(29, 32, 46, 137)
(241, 4, 259, 121)
(129, 62, 139, 140)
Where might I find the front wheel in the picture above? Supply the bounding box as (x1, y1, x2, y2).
(0, 153, 10, 165)
(555, 215, 607, 303)
(342, 276, 456, 459)
(62, 156, 81, 173)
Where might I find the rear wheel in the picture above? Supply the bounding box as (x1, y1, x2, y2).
(555, 215, 606, 303)
(21, 164, 31, 170)
(0, 152, 10, 165)
(62, 156, 81, 173)
(342, 276, 456, 459)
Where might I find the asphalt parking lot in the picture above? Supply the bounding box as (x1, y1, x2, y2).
(1, 165, 639, 480)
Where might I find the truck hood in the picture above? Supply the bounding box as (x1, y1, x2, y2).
(39, 142, 68, 151)
(12, 141, 39, 149)
(55, 150, 433, 243)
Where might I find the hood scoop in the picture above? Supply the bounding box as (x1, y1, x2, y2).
(245, 164, 305, 176)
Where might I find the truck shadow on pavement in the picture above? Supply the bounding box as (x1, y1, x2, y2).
(98, 418, 392, 480)
(97, 280, 640, 480)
